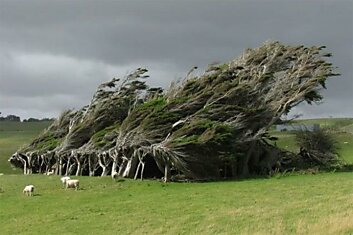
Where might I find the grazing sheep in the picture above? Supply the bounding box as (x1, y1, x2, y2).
(60, 176, 71, 185)
(23, 185, 34, 196)
(46, 170, 54, 176)
(65, 179, 79, 190)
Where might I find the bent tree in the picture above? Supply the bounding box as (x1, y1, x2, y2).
(9, 41, 339, 180)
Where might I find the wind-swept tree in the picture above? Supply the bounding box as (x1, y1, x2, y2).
(10, 41, 339, 180)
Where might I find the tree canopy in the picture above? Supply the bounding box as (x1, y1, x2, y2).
(9, 41, 340, 181)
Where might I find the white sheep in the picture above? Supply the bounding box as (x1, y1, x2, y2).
(23, 185, 34, 196)
(65, 179, 79, 190)
(60, 176, 71, 185)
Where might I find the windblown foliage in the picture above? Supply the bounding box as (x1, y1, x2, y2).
(295, 129, 341, 168)
(10, 42, 339, 180)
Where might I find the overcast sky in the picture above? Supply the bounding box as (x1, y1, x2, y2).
(0, 0, 352, 119)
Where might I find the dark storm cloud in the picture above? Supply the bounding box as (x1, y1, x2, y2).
(0, 0, 352, 118)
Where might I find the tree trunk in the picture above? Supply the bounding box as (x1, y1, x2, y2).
(111, 158, 119, 177)
(122, 159, 132, 178)
(65, 157, 71, 176)
(23, 160, 28, 175)
(140, 162, 145, 180)
(27, 155, 32, 174)
(98, 154, 109, 176)
(75, 162, 81, 176)
(88, 155, 95, 176)
(58, 156, 63, 175)
(240, 142, 256, 177)
(164, 162, 171, 183)
(118, 158, 127, 176)
(68, 163, 76, 176)
(134, 162, 141, 180)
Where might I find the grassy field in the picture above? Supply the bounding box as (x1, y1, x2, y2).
(0, 121, 52, 174)
(1, 173, 353, 234)
(1, 118, 353, 234)
(270, 118, 353, 163)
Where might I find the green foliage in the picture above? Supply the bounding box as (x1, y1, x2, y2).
(135, 97, 167, 112)
(11, 42, 342, 178)
(295, 129, 339, 155)
(34, 134, 62, 151)
(91, 123, 120, 147)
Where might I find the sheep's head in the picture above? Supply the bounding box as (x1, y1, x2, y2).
(60, 176, 70, 184)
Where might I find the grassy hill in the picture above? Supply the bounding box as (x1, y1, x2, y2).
(269, 118, 353, 163)
(0, 119, 353, 234)
(1, 173, 353, 234)
(0, 121, 52, 174)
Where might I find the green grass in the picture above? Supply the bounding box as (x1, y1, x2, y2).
(1, 119, 353, 234)
(0, 121, 52, 174)
(269, 118, 353, 163)
(270, 132, 353, 163)
(1, 173, 353, 234)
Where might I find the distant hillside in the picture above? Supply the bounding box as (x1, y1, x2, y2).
(271, 118, 353, 163)
(293, 118, 353, 130)
(0, 121, 52, 174)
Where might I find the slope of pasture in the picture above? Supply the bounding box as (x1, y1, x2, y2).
(1, 173, 353, 234)
(292, 118, 353, 129)
(0, 121, 52, 174)
(270, 118, 353, 163)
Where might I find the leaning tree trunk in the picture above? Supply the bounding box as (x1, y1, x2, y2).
(80, 157, 87, 176)
(58, 155, 64, 176)
(117, 158, 126, 176)
(74, 154, 81, 176)
(240, 142, 257, 177)
(39, 154, 46, 174)
(109, 149, 120, 178)
(164, 162, 171, 183)
(27, 153, 33, 174)
(98, 152, 111, 176)
(65, 156, 72, 176)
(134, 155, 145, 180)
(122, 154, 139, 178)
(88, 153, 99, 176)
